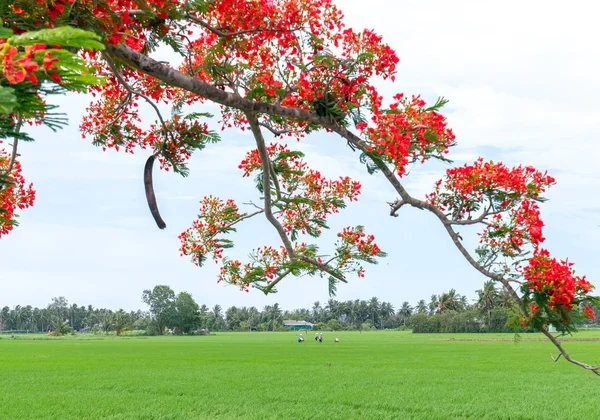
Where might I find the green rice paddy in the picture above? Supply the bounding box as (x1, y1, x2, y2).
(1, 331, 599, 419)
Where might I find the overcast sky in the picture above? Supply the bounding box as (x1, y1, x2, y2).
(1, 0, 599, 313)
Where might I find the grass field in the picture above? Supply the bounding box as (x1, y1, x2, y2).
(1, 331, 600, 419)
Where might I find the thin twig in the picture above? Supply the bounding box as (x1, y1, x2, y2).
(187, 15, 302, 38)
(263, 268, 293, 294)
(2, 116, 23, 177)
(102, 52, 174, 146)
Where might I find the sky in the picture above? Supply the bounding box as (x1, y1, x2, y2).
(1, 0, 599, 313)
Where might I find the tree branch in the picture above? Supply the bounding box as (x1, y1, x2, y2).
(105, 44, 329, 125)
(186, 14, 302, 38)
(263, 268, 293, 294)
(102, 52, 173, 146)
(541, 327, 600, 376)
(1, 116, 23, 178)
(245, 112, 295, 257)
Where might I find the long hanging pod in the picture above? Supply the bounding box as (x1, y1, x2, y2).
(143, 154, 166, 229)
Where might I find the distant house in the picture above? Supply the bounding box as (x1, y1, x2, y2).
(283, 320, 314, 331)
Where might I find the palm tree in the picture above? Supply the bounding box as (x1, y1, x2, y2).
(428, 294, 438, 315)
(437, 289, 463, 313)
(311, 301, 322, 323)
(101, 314, 113, 335)
(379, 302, 395, 329)
(247, 306, 260, 330)
(357, 300, 369, 326)
(211, 305, 225, 331)
(459, 295, 469, 311)
(368, 297, 380, 327)
(415, 300, 427, 314)
(51, 316, 72, 336)
(270, 303, 282, 330)
(398, 301, 413, 326)
(13, 305, 23, 331)
(325, 299, 339, 320)
(114, 312, 128, 336)
(476, 280, 499, 319)
(225, 306, 241, 331)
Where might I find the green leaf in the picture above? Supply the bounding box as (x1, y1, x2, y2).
(185, 112, 214, 120)
(328, 277, 338, 297)
(424, 129, 438, 142)
(0, 27, 12, 38)
(424, 96, 449, 112)
(0, 87, 16, 114)
(11, 27, 104, 50)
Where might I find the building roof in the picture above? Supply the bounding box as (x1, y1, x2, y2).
(282, 320, 314, 326)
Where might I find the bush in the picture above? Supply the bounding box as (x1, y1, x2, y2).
(360, 321, 375, 331)
(326, 319, 343, 331)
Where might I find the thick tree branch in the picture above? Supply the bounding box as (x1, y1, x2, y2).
(106, 44, 329, 125)
(245, 112, 295, 258)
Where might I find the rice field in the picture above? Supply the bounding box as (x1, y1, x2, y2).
(1, 331, 599, 419)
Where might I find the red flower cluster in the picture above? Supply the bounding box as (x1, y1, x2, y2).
(428, 159, 556, 257)
(0, 41, 60, 85)
(8, 0, 182, 47)
(178, 196, 243, 266)
(427, 158, 556, 213)
(524, 248, 593, 313)
(478, 200, 545, 258)
(356, 94, 456, 176)
(239, 143, 361, 236)
(81, 74, 212, 171)
(217, 243, 307, 293)
(584, 305, 595, 320)
(426, 158, 594, 326)
(335, 226, 385, 278)
(0, 145, 36, 238)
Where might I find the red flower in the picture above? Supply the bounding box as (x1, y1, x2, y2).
(584, 306, 595, 320)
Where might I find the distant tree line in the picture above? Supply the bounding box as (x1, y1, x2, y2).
(2, 283, 598, 335)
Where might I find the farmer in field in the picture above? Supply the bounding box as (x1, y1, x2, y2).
(315, 332, 319, 341)
(319, 333, 323, 342)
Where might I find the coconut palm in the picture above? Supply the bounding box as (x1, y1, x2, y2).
(101, 314, 113, 334)
(428, 294, 438, 315)
(415, 300, 427, 314)
(437, 289, 463, 313)
(311, 301, 322, 323)
(368, 297, 380, 327)
(398, 301, 413, 326)
(379, 302, 395, 329)
(114, 311, 128, 336)
(476, 280, 500, 318)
